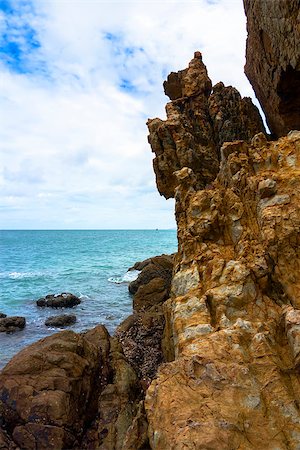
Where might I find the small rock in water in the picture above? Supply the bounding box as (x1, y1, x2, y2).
(36, 293, 81, 308)
(0, 313, 7, 318)
(45, 314, 77, 327)
(0, 316, 26, 333)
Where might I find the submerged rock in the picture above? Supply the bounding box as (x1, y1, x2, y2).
(45, 314, 77, 327)
(37, 293, 81, 308)
(0, 316, 25, 333)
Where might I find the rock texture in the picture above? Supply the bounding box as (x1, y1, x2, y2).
(145, 128, 300, 448)
(45, 314, 77, 327)
(147, 52, 265, 198)
(244, 0, 300, 137)
(0, 316, 25, 333)
(37, 293, 81, 308)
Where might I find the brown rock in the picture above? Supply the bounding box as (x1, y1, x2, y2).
(36, 292, 81, 308)
(148, 54, 265, 199)
(145, 131, 300, 448)
(45, 314, 76, 327)
(0, 325, 110, 449)
(0, 316, 25, 333)
(244, 0, 300, 137)
(128, 254, 174, 295)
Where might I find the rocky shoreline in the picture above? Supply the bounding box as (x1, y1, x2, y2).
(1, 2, 300, 448)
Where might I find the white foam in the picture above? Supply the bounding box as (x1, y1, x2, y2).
(108, 269, 140, 284)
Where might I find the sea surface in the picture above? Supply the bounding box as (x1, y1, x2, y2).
(0, 229, 177, 368)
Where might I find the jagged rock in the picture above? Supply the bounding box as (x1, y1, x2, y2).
(244, 0, 300, 137)
(128, 254, 173, 295)
(145, 131, 300, 448)
(147, 52, 265, 198)
(37, 293, 81, 308)
(0, 325, 109, 449)
(45, 314, 77, 327)
(0, 316, 25, 333)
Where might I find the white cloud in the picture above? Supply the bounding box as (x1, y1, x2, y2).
(0, 0, 258, 229)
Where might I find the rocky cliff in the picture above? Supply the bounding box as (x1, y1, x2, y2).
(145, 52, 300, 448)
(244, 0, 300, 137)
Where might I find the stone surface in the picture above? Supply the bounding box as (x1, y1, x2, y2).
(145, 131, 300, 449)
(37, 293, 81, 308)
(0, 313, 7, 319)
(45, 314, 77, 327)
(244, 0, 300, 137)
(0, 325, 109, 449)
(147, 52, 265, 198)
(0, 316, 25, 333)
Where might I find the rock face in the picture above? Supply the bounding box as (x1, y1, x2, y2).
(147, 52, 265, 199)
(45, 314, 77, 327)
(244, 0, 300, 137)
(0, 316, 25, 333)
(145, 127, 300, 448)
(37, 293, 81, 308)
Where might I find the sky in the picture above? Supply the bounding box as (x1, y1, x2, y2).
(0, 0, 259, 230)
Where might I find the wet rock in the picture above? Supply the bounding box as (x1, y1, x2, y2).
(128, 254, 174, 295)
(0, 316, 25, 333)
(244, 0, 300, 137)
(37, 293, 81, 308)
(45, 314, 77, 327)
(0, 313, 7, 319)
(0, 325, 110, 450)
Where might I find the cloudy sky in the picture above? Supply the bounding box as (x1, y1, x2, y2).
(0, 0, 258, 230)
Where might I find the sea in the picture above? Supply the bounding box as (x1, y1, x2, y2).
(0, 229, 177, 369)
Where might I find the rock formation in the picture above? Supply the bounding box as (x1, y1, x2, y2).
(244, 0, 300, 137)
(45, 314, 77, 327)
(0, 316, 25, 333)
(36, 293, 81, 308)
(147, 52, 265, 199)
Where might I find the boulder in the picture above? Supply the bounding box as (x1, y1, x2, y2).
(0, 316, 25, 333)
(37, 293, 81, 308)
(128, 254, 174, 295)
(0, 313, 7, 318)
(0, 325, 110, 450)
(45, 314, 76, 327)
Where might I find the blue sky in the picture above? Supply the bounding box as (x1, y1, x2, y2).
(0, 0, 256, 229)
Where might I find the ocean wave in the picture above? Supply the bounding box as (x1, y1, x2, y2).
(0, 271, 49, 280)
(108, 269, 140, 284)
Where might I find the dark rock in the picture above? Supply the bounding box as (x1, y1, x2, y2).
(0, 325, 110, 450)
(128, 254, 174, 295)
(244, 0, 300, 137)
(37, 293, 81, 308)
(0, 316, 25, 333)
(0, 313, 7, 319)
(133, 277, 169, 312)
(45, 314, 77, 327)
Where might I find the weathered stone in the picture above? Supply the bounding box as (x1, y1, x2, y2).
(45, 314, 77, 327)
(244, 0, 300, 137)
(37, 293, 81, 308)
(128, 254, 173, 295)
(0, 325, 109, 449)
(0, 316, 25, 333)
(148, 53, 265, 199)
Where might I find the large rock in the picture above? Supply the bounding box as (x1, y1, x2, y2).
(147, 52, 265, 198)
(128, 254, 174, 296)
(0, 325, 109, 449)
(45, 314, 77, 327)
(145, 131, 300, 448)
(0, 316, 25, 333)
(37, 293, 81, 308)
(244, 0, 300, 137)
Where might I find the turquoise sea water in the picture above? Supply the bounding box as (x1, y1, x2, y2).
(0, 230, 177, 368)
